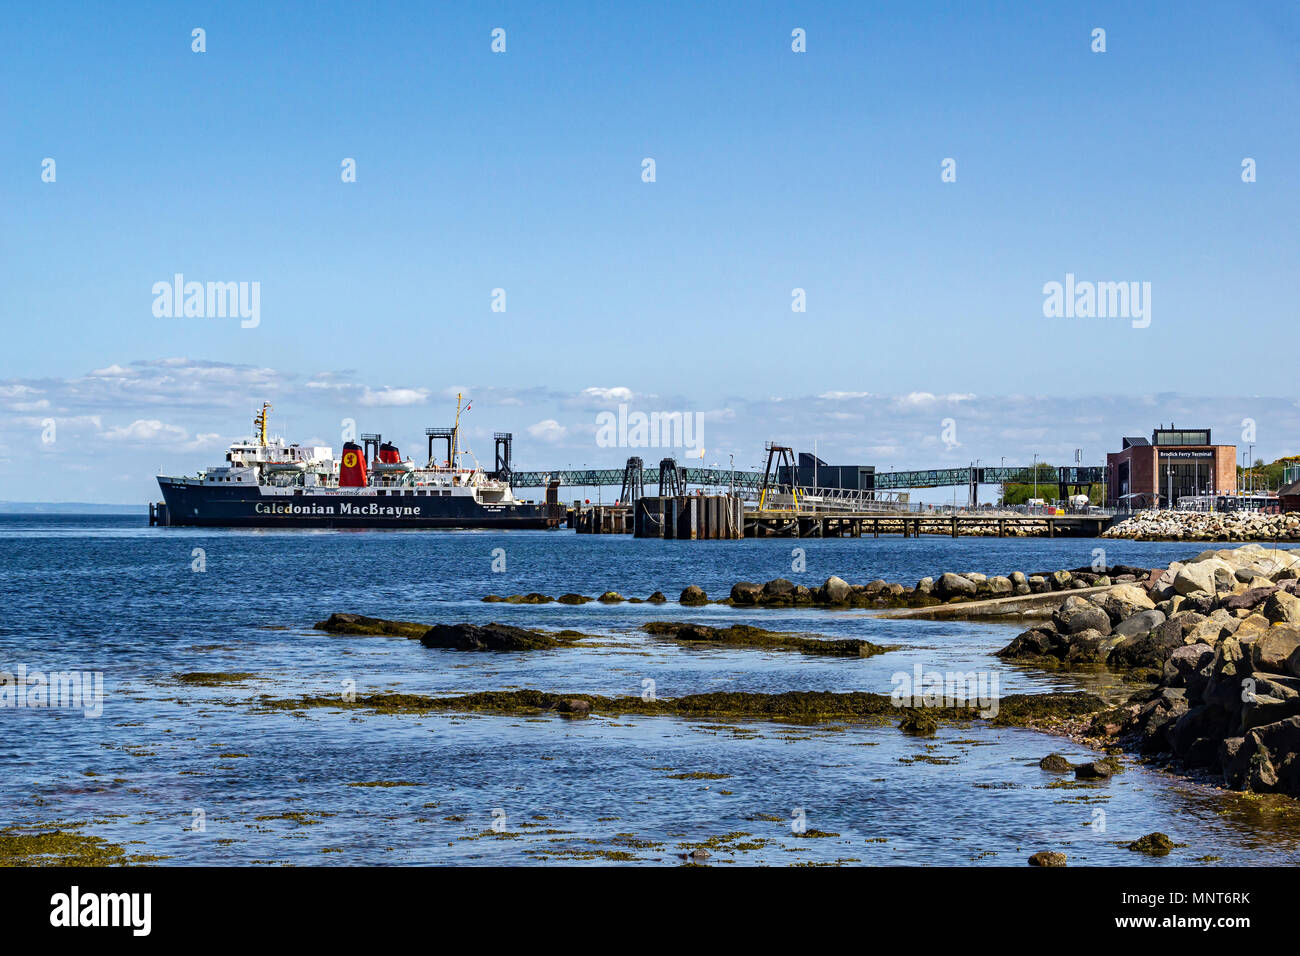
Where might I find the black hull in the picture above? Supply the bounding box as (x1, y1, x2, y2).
(158, 479, 558, 530)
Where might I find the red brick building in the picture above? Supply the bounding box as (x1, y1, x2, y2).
(1106, 426, 1236, 509)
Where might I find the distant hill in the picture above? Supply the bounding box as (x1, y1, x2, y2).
(0, 502, 148, 514)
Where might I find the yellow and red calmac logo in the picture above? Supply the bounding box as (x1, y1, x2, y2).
(343, 451, 358, 468)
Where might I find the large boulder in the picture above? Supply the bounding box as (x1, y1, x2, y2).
(1184, 615, 1235, 647)
(1053, 595, 1112, 636)
(1240, 694, 1300, 734)
(679, 585, 708, 606)
(1174, 558, 1234, 597)
(729, 582, 762, 605)
(760, 579, 795, 603)
(1254, 625, 1300, 674)
(1099, 584, 1157, 624)
(996, 628, 1056, 660)
(1123, 692, 1189, 754)
(1108, 617, 1184, 672)
(1162, 643, 1214, 686)
(1264, 590, 1300, 625)
(935, 573, 977, 600)
(1202, 638, 1250, 709)
(819, 576, 852, 605)
(1064, 628, 1115, 664)
(1113, 608, 1166, 638)
(1232, 613, 1274, 642)
(1224, 586, 1278, 613)
(1150, 564, 1181, 600)
(986, 576, 1014, 596)
(1233, 717, 1300, 794)
(1170, 704, 1232, 764)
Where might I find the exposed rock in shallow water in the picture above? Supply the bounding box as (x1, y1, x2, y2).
(640, 622, 888, 657)
(554, 698, 591, 717)
(1027, 850, 1067, 866)
(314, 613, 431, 639)
(264, 688, 1105, 727)
(480, 593, 553, 604)
(421, 623, 579, 652)
(1038, 753, 1072, 773)
(679, 585, 708, 606)
(316, 614, 588, 652)
(819, 575, 852, 605)
(1074, 759, 1114, 780)
(1127, 832, 1177, 855)
(898, 709, 938, 736)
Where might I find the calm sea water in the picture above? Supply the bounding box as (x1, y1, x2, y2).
(3, 514, 1297, 866)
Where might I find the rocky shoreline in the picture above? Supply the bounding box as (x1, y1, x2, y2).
(1104, 510, 1300, 542)
(483, 564, 1154, 613)
(998, 544, 1300, 797)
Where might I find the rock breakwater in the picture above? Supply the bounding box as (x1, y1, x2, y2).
(998, 544, 1300, 797)
(1104, 510, 1300, 542)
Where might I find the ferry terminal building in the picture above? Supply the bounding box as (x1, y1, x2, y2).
(1106, 426, 1237, 509)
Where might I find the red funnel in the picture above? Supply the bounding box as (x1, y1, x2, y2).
(340, 442, 368, 487)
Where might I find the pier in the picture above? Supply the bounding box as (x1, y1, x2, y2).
(539, 447, 1112, 539)
(571, 495, 1110, 538)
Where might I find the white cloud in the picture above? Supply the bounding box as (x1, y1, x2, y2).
(527, 419, 567, 442)
(894, 392, 977, 407)
(358, 387, 429, 407)
(185, 432, 224, 450)
(818, 391, 872, 401)
(103, 419, 189, 443)
(0, 384, 42, 399)
(581, 386, 634, 403)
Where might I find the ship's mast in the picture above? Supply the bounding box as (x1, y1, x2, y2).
(452, 393, 462, 469)
(254, 403, 272, 447)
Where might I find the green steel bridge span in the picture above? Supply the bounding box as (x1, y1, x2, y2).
(509, 464, 1105, 495)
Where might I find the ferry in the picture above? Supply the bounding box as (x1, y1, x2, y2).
(154, 398, 559, 529)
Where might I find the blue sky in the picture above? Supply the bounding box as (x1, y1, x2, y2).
(2, 1, 1297, 501)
